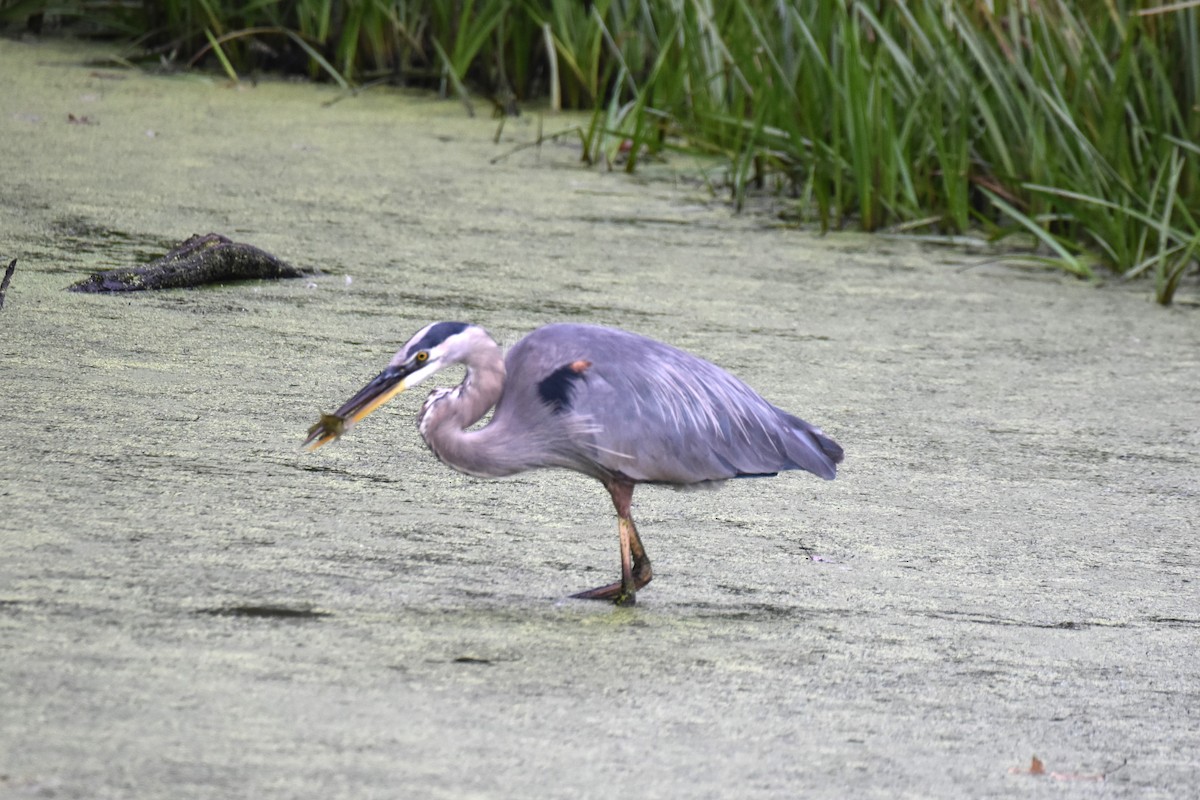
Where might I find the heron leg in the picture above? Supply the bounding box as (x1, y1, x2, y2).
(571, 480, 653, 605)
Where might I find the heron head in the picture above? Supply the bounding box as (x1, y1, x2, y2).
(303, 321, 481, 451)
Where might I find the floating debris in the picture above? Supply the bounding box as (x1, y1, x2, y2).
(0, 258, 15, 310)
(69, 232, 312, 292)
(198, 603, 331, 620)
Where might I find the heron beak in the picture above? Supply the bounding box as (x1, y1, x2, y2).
(303, 365, 410, 451)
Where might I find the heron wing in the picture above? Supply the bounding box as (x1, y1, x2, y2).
(496, 324, 841, 485)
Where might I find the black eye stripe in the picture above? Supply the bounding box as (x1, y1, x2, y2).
(410, 322, 469, 354)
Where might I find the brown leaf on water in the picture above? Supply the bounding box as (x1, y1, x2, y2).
(1008, 756, 1045, 776)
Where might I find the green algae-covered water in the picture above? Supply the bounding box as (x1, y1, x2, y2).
(2, 37, 1198, 799)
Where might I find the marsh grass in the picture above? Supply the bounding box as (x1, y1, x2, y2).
(4, 0, 1196, 303)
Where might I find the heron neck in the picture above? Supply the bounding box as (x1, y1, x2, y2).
(419, 337, 516, 478)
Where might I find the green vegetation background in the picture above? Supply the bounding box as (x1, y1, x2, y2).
(4, 0, 1196, 303)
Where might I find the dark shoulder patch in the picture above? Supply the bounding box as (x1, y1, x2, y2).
(412, 321, 470, 352)
(538, 360, 591, 413)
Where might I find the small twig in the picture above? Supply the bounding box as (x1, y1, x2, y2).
(489, 124, 584, 165)
(0, 258, 15, 310)
(1137, 0, 1200, 15)
(321, 76, 391, 108)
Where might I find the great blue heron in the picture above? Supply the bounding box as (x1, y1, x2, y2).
(304, 322, 843, 605)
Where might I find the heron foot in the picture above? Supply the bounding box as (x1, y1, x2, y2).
(569, 558, 651, 606)
(570, 581, 637, 606)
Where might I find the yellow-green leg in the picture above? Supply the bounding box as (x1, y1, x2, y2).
(570, 479, 653, 605)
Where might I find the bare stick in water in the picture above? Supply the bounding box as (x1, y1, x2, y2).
(0, 258, 15, 310)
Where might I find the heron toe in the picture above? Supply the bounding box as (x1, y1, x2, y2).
(570, 581, 638, 606)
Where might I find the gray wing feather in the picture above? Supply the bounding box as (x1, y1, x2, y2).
(493, 324, 842, 485)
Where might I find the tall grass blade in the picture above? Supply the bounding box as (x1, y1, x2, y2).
(283, 29, 351, 90)
(982, 189, 1093, 278)
(202, 27, 239, 83)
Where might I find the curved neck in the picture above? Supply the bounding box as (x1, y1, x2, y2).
(417, 336, 517, 478)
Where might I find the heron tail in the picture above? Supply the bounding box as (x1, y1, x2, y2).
(779, 412, 843, 480)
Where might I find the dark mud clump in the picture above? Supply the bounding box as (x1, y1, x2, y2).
(69, 232, 310, 292)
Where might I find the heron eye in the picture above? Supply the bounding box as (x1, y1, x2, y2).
(415, 351, 429, 363)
